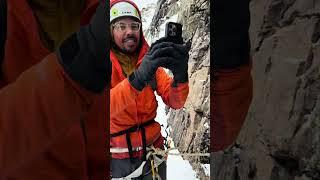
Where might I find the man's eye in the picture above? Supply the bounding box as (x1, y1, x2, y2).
(131, 25, 138, 30)
(119, 25, 126, 30)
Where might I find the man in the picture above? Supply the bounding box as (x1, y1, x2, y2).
(0, 0, 111, 179)
(109, 0, 190, 179)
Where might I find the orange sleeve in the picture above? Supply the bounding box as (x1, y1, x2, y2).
(110, 78, 139, 119)
(0, 53, 97, 175)
(155, 68, 189, 109)
(212, 62, 253, 152)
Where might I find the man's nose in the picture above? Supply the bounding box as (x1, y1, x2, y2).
(125, 27, 134, 35)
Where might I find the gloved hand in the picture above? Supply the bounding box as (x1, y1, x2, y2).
(128, 42, 180, 91)
(149, 37, 190, 86)
(57, 1, 111, 93)
(165, 43, 189, 86)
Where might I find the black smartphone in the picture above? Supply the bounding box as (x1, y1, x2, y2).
(165, 22, 183, 44)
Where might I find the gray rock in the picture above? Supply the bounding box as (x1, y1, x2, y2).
(213, 0, 320, 179)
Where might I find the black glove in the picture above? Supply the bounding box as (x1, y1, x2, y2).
(149, 38, 189, 87)
(149, 37, 189, 86)
(57, 2, 111, 93)
(165, 43, 189, 86)
(128, 42, 179, 91)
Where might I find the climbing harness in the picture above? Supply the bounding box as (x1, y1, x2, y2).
(110, 119, 156, 162)
(110, 121, 210, 180)
(111, 146, 165, 180)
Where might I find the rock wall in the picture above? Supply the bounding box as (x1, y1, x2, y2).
(144, 0, 210, 179)
(212, 1, 320, 179)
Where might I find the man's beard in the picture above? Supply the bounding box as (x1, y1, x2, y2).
(119, 35, 140, 54)
(120, 48, 135, 54)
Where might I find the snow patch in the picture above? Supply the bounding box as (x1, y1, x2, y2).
(204, 122, 209, 128)
(167, 149, 199, 180)
(201, 164, 210, 176)
(177, 0, 181, 6)
(154, 94, 169, 137)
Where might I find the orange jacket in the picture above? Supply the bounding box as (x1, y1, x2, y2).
(109, 18, 189, 159)
(0, 0, 108, 179)
(212, 62, 253, 152)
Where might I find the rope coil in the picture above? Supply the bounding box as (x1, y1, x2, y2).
(146, 146, 210, 180)
(149, 146, 210, 158)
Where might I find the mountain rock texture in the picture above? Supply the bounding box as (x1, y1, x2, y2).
(144, 0, 210, 179)
(212, 1, 320, 179)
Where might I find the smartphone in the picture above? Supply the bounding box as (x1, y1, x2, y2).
(165, 22, 183, 44)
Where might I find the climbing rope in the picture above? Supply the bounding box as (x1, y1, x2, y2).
(149, 146, 211, 158)
(146, 123, 211, 179)
(145, 145, 210, 180)
(146, 148, 164, 180)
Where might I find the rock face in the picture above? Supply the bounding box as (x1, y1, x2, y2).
(144, 0, 210, 179)
(212, 1, 320, 179)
